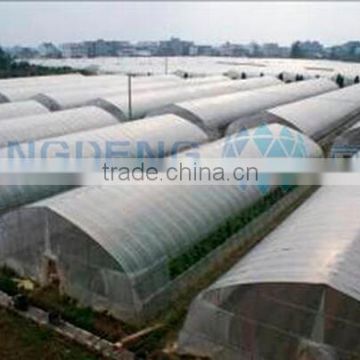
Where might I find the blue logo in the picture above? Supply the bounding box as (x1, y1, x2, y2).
(222, 123, 309, 193)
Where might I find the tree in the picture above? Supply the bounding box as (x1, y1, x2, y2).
(0, 45, 78, 78)
(290, 41, 303, 58)
(0, 47, 12, 70)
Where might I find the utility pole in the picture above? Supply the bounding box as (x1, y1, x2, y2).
(165, 57, 168, 75)
(127, 73, 133, 120)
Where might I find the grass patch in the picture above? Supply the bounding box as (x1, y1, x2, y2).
(29, 286, 136, 342)
(0, 308, 98, 360)
(0, 266, 135, 343)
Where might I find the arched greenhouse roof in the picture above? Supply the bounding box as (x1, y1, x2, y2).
(0, 114, 208, 210)
(32, 77, 189, 111)
(265, 83, 360, 140)
(331, 120, 360, 157)
(0, 106, 119, 149)
(0, 74, 181, 102)
(27, 123, 322, 275)
(0, 100, 49, 121)
(1, 113, 208, 158)
(205, 186, 360, 296)
(179, 185, 360, 359)
(167, 78, 337, 137)
(91, 76, 281, 121)
(0, 73, 84, 90)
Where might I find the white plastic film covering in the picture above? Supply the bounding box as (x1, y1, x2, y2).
(0, 114, 208, 210)
(265, 83, 360, 140)
(172, 79, 337, 136)
(0, 73, 84, 90)
(1, 114, 208, 158)
(331, 120, 360, 157)
(0, 74, 181, 102)
(92, 76, 282, 121)
(179, 186, 360, 359)
(0, 106, 118, 149)
(0, 124, 321, 322)
(182, 75, 230, 84)
(0, 100, 49, 121)
(33, 78, 189, 111)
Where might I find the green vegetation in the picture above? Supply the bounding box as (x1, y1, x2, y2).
(0, 267, 135, 342)
(0, 46, 84, 79)
(130, 186, 315, 358)
(0, 266, 18, 296)
(0, 308, 98, 360)
(169, 186, 295, 279)
(0, 185, 314, 359)
(29, 286, 136, 342)
(0, 268, 99, 359)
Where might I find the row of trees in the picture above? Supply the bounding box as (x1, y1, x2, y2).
(290, 40, 360, 62)
(0, 46, 78, 79)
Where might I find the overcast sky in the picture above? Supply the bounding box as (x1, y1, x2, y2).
(0, 2, 359, 47)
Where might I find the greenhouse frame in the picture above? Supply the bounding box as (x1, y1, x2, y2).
(0, 124, 322, 323)
(90, 76, 281, 121)
(0, 74, 181, 103)
(331, 120, 360, 157)
(0, 73, 84, 91)
(0, 106, 119, 149)
(32, 76, 191, 111)
(264, 82, 360, 141)
(161, 79, 337, 138)
(179, 186, 360, 360)
(0, 114, 208, 210)
(0, 100, 49, 121)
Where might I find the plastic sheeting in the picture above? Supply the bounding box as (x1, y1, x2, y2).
(33, 78, 191, 111)
(331, 121, 360, 157)
(0, 114, 208, 209)
(180, 75, 231, 85)
(0, 106, 119, 149)
(166, 79, 337, 138)
(1, 114, 207, 158)
(0, 123, 321, 322)
(92, 76, 281, 121)
(263, 83, 360, 140)
(0, 74, 182, 102)
(0, 100, 49, 121)
(179, 186, 360, 359)
(0, 73, 84, 90)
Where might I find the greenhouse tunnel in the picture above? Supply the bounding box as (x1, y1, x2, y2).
(0, 74, 181, 103)
(0, 106, 119, 149)
(32, 75, 190, 111)
(178, 185, 360, 360)
(0, 100, 49, 121)
(331, 121, 360, 158)
(153, 78, 337, 138)
(0, 123, 322, 323)
(0, 73, 84, 93)
(0, 114, 208, 210)
(227, 82, 360, 143)
(263, 82, 360, 141)
(89, 76, 281, 121)
(0, 75, 125, 103)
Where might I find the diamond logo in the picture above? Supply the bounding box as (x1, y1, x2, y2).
(222, 122, 310, 194)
